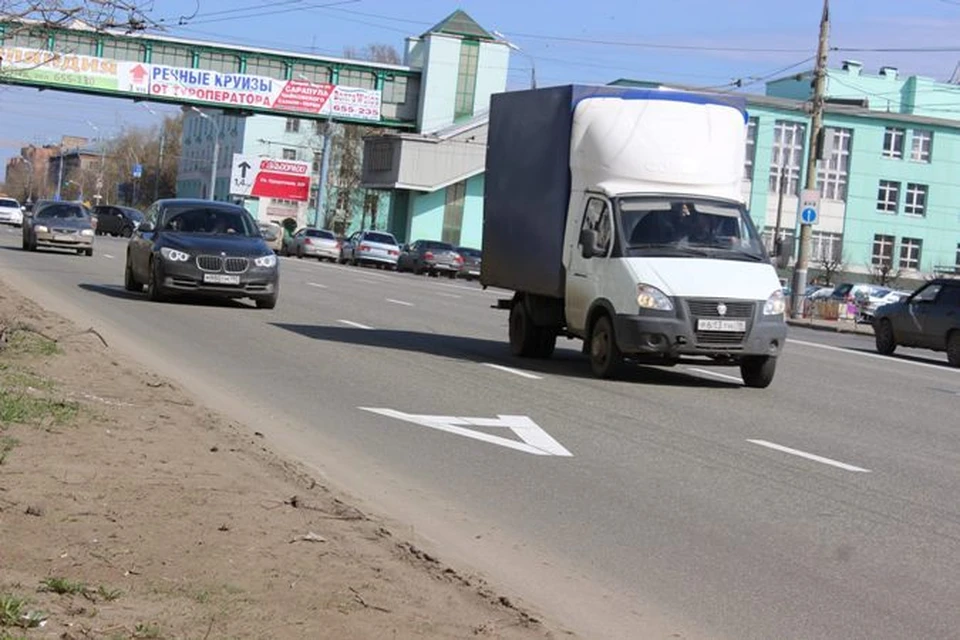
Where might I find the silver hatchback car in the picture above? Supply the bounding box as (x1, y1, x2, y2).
(339, 230, 401, 269)
(22, 201, 95, 256)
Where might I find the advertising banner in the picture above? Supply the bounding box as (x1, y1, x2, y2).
(230, 154, 312, 201)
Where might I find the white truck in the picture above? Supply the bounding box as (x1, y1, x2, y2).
(480, 85, 787, 388)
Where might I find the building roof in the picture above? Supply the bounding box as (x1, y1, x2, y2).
(608, 78, 960, 130)
(423, 10, 494, 41)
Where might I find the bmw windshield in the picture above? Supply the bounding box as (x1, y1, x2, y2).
(160, 206, 258, 236)
(617, 197, 767, 262)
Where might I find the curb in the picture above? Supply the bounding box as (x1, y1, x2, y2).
(786, 319, 874, 336)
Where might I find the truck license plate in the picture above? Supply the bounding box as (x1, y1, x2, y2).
(697, 319, 746, 332)
(203, 273, 240, 285)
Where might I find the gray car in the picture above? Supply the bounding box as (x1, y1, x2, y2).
(285, 227, 340, 261)
(397, 239, 463, 278)
(874, 278, 960, 367)
(21, 201, 95, 256)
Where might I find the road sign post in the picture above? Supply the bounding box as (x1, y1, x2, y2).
(798, 189, 820, 226)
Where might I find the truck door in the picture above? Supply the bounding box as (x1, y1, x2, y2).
(566, 196, 613, 333)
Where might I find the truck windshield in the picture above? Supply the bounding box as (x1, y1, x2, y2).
(618, 197, 766, 262)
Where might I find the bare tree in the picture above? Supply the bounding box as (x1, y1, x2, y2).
(319, 44, 401, 233)
(869, 260, 901, 288)
(0, 1, 156, 31)
(816, 250, 846, 286)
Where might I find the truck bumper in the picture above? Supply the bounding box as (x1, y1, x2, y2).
(612, 311, 786, 360)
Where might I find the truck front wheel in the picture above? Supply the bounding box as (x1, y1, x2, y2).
(740, 356, 777, 389)
(509, 301, 537, 357)
(589, 315, 623, 379)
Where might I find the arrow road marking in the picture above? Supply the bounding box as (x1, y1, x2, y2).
(360, 408, 573, 457)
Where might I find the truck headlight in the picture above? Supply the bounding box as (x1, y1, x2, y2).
(764, 289, 786, 315)
(35, 225, 48, 233)
(254, 254, 277, 268)
(159, 247, 190, 262)
(80, 229, 94, 237)
(637, 284, 674, 311)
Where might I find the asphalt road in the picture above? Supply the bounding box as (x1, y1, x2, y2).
(3, 228, 960, 640)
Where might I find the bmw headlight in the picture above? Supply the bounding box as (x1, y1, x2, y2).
(80, 229, 94, 237)
(35, 225, 48, 233)
(159, 247, 190, 262)
(637, 284, 674, 311)
(254, 254, 277, 268)
(764, 289, 786, 316)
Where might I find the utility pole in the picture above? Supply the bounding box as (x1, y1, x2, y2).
(773, 169, 787, 266)
(790, 0, 830, 318)
(315, 114, 334, 228)
(154, 130, 165, 202)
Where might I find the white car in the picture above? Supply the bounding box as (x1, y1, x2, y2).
(339, 230, 401, 269)
(0, 197, 24, 227)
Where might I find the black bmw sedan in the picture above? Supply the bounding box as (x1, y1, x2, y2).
(124, 199, 280, 309)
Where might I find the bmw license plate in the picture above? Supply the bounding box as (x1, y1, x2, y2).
(203, 273, 240, 285)
(697, 319, 746, 332)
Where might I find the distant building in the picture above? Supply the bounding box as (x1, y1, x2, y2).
(47, 138, 103, 201)
(3, 138, 90, 202)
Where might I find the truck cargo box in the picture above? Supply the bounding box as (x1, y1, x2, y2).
(480, 84, 746, 299)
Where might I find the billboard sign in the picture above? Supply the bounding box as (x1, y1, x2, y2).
(1, 46, 382, 122)
(230, 154, 311, 201)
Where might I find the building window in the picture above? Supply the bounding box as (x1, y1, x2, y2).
(910, 130, 933, 163)
(904, 183, 928, 217)
(883, 127, 905, 158)
(366, 141, 392, 173)
(339, 68, 377, 90)
(744, 117, 758, 181)
(382, 75, 408, 104)
(285, 118, 300, 133)
(900, 237, 922, 270)
(769, 120, 806, 195)
(282, 148, 297, 160)
(810, 231, 843, 263)
(442, 180, 466, 245)
(453, 40, 480, 121)
(872, 234, 895, 266)
(877, 180, 900, 214)
(817, 127, 852, 201)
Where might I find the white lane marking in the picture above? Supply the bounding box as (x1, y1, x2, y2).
(338, 319, 373, 330)
(482, 363, 544, 380)
(386, 298, 414, 307)
(102, 254, 115, 259)
(360, 408, 573, 457)
(436, 292, 462, 299)
(747, 439, 871, 473)
(788, 338, 957, 374)
(307, 282, 328, 289)
(686, 367, 742, 383)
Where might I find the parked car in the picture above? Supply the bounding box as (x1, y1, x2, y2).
(859, 288, 911, 323)
(21, 201, 95, 256)
(456, 246, 481, 280)
(124, 198, 279, 309)
(286, 227, 340, 261)
(874, 279, 960, 366)
(92, 205, 144, 237)
(397, 239, 463, 277)
(257, 221, 284, 254)
(0, 196, 24, 227)
(339, 230, 401, 269)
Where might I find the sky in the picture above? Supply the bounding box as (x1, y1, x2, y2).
(3, 0, 960, 170)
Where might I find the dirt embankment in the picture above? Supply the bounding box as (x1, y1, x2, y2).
(0, 277, 566, 640)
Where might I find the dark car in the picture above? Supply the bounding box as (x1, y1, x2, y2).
(874, 278, 960, 367)
(455, 246, 481, 280)
(21, 200, 95, 256)
(397, 239, 463, 278)
(124, 199, 280, 309)
(92, 205, 144, 237)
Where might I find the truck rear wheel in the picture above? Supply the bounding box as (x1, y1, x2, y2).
(589, 315, 623, 379)
(740, 356, 777, 389)
(509, 300, 556, 359)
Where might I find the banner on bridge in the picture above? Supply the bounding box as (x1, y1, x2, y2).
(0, 45, 382, 122)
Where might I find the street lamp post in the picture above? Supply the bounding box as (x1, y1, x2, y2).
(492, 29, 537, 89)
(86, 120, 106, 205)
(192, 106, 221, 201)
(20, 158, 34, 204)
(140, 104, 166, 201)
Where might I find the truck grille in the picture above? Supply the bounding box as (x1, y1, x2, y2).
(687, 300, 754, 318)
(687, 299, 755, 349)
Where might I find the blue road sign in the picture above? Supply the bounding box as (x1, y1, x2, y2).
(132, 163, 143, 178)
(800, 207, 818, 224)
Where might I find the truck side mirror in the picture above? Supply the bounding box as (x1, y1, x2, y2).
(579, 228, 598, 259)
